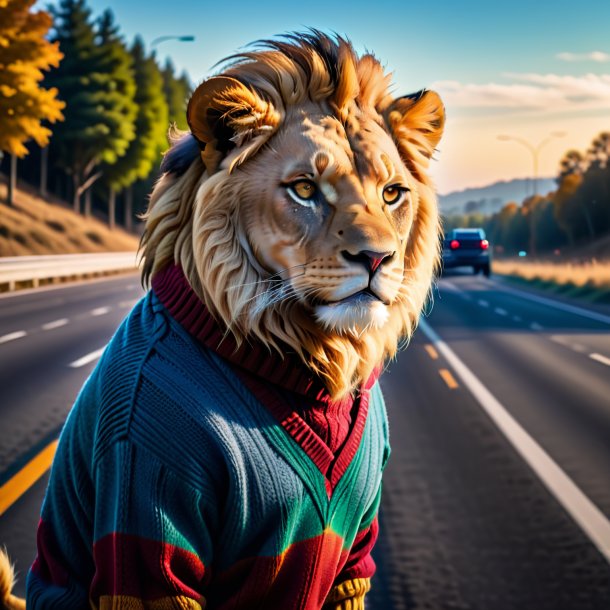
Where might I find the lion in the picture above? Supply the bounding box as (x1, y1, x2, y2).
(1, 31, 443, 610)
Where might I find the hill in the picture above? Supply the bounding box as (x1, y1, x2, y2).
(439, 177, 557, 216)
(0, 183, 140, 256)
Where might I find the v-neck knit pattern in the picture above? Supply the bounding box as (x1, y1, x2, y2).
(151, 264, 379, 489)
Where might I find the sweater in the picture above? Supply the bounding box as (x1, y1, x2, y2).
(26, 267, 391, 610)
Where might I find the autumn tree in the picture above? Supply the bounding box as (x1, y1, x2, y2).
(0, 0, 65, 205)
(553, 173, 586, 244)
(581, 132, 610, 235)
(558, 149, 586, 181)
(586, 132, 610, 170)
(45, 0, 137, 213)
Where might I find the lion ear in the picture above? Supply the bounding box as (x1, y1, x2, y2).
(384, 90, 445, 177)
(187, 76, 281, 174)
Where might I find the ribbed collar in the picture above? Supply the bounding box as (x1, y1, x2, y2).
(152, 264, 380, 402)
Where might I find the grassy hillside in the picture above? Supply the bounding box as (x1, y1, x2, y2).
(0, 184, 140, 256)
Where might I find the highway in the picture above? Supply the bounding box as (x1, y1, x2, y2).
(1, 271, 609, 608)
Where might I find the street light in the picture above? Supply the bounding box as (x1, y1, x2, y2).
(497, 131, 566, 196)
(150, 35, 195, 48)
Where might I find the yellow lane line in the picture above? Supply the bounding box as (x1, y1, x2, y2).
(0, 440, 57, 516)
(424, 344, 439, 360)
(439, 369, 459, 389)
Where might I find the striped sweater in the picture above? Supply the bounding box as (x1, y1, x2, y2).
(27, 266, 390, 609)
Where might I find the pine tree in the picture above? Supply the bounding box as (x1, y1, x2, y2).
(104, 36, 169, 230)
(161, 59, 191, 131)
(92, 9, 137, 222)
(45, 0, 137, 213)
(0, 0, 65, 205)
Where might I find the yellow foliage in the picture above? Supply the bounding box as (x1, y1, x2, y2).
(0, 0, 65, 157)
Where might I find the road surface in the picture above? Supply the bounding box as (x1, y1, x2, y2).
(1, 271, 609, 608)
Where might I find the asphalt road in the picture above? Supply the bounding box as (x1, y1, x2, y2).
(1, 271, 609, 607)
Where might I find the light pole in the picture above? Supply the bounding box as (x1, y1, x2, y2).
(150, 35, 195, 48)
(497, 132, 566, 196)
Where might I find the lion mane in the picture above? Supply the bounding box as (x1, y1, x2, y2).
(140, 31, 444, 398)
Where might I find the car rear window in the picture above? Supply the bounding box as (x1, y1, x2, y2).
(452, 230, 485, 240)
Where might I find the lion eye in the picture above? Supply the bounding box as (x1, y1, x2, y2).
(289, 180, 317, 201)
(383, 184, 409, 206)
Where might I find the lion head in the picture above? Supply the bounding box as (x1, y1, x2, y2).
(141, 32, 444, 398)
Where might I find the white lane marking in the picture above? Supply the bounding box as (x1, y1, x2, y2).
(513, 315, 522, 322)
(550, 336, 588, 354)
(441, 281, 458, 292)
(90, 307, 110, 316)
(494, 307, 507, 316)
(590, 353, 610, 367)
(0, 330, 27, 344)
(530, 322, 543, 331)
(42, 318, 69, 331)
(419, 318, 610, 564)
(494, 281, 610, 326)
(69, 347, 105, 368)
(550, 335, 569, 345)
(478, 299, 489, 308)
(440, 281, 473, 301)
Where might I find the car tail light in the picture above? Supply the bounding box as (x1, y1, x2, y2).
(450, 239, 460, 250)
(480, 239, 489, 250)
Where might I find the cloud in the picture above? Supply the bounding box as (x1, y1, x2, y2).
(557, 51, 610, 63)
(431, 73, 610, 112)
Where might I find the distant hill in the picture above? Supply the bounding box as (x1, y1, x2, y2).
(439, 177, 557, 216)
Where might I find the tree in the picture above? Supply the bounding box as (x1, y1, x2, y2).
(586, 132, 610, 170)
(558, 149, 586, 182)
(0, 0, 65, 205)
(92, 9, 137, 224)
(45, 0, 136, 213)
(103, 37, 169, 231)
(521, 195, 545, 256)
(162, 59, 191, 131)
(553, 173, 587, 244)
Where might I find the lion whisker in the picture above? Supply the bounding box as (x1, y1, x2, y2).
(226, 263, 309, 290)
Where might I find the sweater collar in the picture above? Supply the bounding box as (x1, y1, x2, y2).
(151, 264, 379, 402)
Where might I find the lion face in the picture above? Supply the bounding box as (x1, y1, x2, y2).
(142, 33, 444, 397)
(234, 108, 417, 334)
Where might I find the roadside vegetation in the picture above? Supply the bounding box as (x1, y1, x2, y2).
(0, 0, 191, 233)
(0, 183, 139, 256)
(1, 0, 608, 276)
(443, 132, 610, 261)
(494, 257, 610, 300)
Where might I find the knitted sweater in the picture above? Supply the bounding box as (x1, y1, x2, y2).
(27, 267, 390, 610)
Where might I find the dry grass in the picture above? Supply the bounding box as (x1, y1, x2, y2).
(0, 183, 140, 256)
(493, 258, 610, 289)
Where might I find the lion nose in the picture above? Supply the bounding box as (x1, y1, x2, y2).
(342, 249, 394, 274)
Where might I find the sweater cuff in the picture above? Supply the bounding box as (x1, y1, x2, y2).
(323, 577, 371, 609)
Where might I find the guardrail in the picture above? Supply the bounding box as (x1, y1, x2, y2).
(0, 252, 139, 291)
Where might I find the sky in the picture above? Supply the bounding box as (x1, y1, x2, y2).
(43, 0, 610, 195)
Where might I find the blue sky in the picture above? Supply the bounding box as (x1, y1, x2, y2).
(43, 0, 610, 194)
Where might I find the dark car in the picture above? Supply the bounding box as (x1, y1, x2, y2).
(442, 228, 491, 276)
